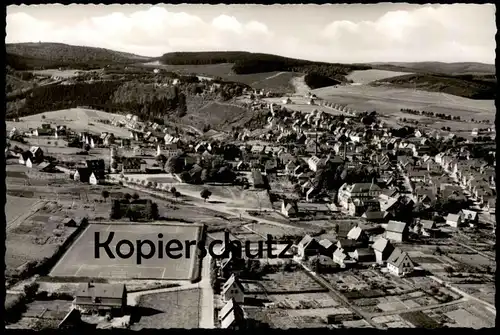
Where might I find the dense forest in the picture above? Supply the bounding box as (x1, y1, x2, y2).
(8, 80, 187, 123)
(371, 73, 497, 100)
(111, 81, 187, 119)
(16, 81, 124, 117)
(6, 42, 149, 70)
(159, 51, 371, 82)
(304, 72, 341, 89)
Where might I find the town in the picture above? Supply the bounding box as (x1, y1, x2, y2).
(5, 3, 496, 331)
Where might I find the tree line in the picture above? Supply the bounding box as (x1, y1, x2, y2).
(159, 51, 371, 82)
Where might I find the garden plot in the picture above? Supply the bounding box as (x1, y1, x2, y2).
(424, 301, 496, 329)
(372, 314, 414, 328)
(6, 215, 78, 273)
(131, 289, 201, 329)
(323, 269, 414, 297)
(260, 271, 326, 293)
(22, 300, 72, 320)
(268, 293, 340, 309)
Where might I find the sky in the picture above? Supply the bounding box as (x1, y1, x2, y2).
(6, 4, 496, 64)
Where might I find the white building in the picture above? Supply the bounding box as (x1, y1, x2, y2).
(386, 248, 414, 276)
(221, 274, 245, 304)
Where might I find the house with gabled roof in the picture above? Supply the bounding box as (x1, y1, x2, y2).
(73, 283, 127, 315)
(281, 199, 298, 218)
(332, 248, 354, 268)
(362, 210, 391, 223)
(19, 150, 33, 165)
(384, 220, 409, 243)
(318, 238, 336, 256)
(222, 274, 245, 304)
(346, 226, 368, 245)
(219, 298, 245, 330)
(445, 213, 460, 228)
(414, 219, 438, 237)
(371, 237, 394, 265)
(351, 248, 375, 263)
(297, 234, 320, 260)
(386, 248, 414, 276)
(459, 209, 478, 226)
(73, 168, 92, 183)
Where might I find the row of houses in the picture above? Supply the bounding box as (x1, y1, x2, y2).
(297, 233, 414, 276)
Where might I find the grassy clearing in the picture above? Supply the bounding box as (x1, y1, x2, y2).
(346, 69, 413, 84)
(131, 289, 201, 329)
(6, 108, 131, 138)
(6, 195, 40, 224)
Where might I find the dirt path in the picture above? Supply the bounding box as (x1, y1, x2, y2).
(291, 75, 310, 96)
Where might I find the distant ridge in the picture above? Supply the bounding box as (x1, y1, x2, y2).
(6, 42, 151, 70)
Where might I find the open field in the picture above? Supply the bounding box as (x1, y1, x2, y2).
(182, 101, 251, 131)
(245, 223, 306, 238)
(173, 183, 273, 210)
(49, 223, 201, 280)
(346, 69, 413, 84)
(311, 85, 495, 124)
(142, 61, 299, 93)
(6, 108, 131, 138)
(131, 289, 201, 329)
(31, 69, 87, 78)
(6, 195, 41, 225)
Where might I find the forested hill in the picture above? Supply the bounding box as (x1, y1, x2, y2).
(371, 73, 497, 100)
(6, 42, 151, 70)
(159, 51, 371, 82)
(369, 61, 495, 76)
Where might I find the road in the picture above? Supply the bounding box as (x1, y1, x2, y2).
(198, 255, 215, 328)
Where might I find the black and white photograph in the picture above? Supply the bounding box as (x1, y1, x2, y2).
(4, 3, 496, 330)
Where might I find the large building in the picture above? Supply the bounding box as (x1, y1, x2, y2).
(338, 182, 382, 210)
(73, 283, 127, 315)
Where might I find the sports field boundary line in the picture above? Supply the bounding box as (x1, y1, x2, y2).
(88, 221, 204, 229)
(49, 224, 92, 276)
